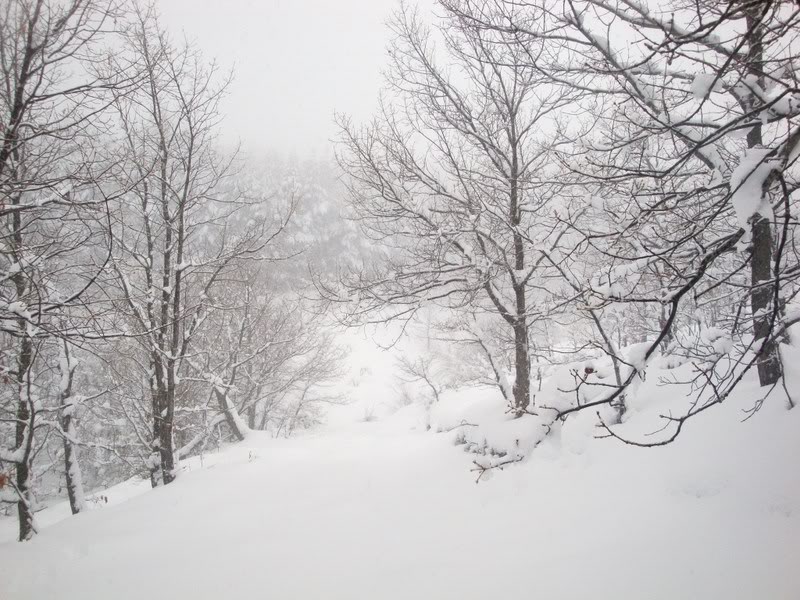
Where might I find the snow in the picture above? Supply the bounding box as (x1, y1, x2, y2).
(5, 301, 31, 320)
(64, 418, 87, 514)
(700, 326, 734, 355)
(3, 262, 21, 276)
(690, 73, 722, 99)
(224, 392, 251, 439)
(592, 258, 652, 300)
(625, 341, 651, 372)
(730, 148, 777, 229)
(765, 89, 800, 118)
(1, 348, 799, 600)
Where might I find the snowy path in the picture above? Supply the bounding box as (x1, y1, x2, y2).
(2, 401, 799, 600)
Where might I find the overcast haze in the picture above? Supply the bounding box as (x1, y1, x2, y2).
(3, 1, 798, 597)
(158, 0, 398, 158)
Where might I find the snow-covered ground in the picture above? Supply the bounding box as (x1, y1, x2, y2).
(2, 333, 799, 599)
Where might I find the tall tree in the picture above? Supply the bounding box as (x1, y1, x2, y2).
(107, 7, 283, 485)
(444, 0, 800, 435)
(0, 0, 121, 541)
(336, 3, 577, 415)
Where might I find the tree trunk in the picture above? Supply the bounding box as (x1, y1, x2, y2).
(12, 198, 35, 541)
(159, 428, 176, 484)
(751, 214, 782, 385)
(512, 319, 531, 415)
(150, 388, 164, 487)
(62, 411, 86, 515)
(590, 310, 625, 422)
(215, 388, 247, 442)
(15, 412, 34, 541)
(248, 403, 256, 430)
(15, 462, 34, 541)
(59, 341, 85, 514)
(508, 127, 531, 416)
(658, 304, 673, 351)
(14, 336, 34, 541)
(744, 3, 783, 387)
(158, 388, 176, 485)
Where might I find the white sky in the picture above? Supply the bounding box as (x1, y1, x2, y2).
(158, 0, 400, 159)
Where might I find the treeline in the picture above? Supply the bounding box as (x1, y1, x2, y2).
(333, 0, 798, 447)
(0, 1, 354, 541)
(4, 0, 799, 544)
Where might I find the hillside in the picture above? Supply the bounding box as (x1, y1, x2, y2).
(2, 357, 798, 600)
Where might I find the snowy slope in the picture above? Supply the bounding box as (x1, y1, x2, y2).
(1, 373, 799, 600)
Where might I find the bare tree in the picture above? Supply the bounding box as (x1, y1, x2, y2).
(106, 7, 279, 486)
(444, 0, 800, 438)
(0, 0, 123, 541)
(395, 353, 449, 404)
(336, 3, 578, 416)
(57, 338, 86, 514)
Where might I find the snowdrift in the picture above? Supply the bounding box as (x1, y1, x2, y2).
(1, 348, 798, 600)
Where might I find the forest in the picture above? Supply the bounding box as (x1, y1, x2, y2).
(1, 0, 798, 598)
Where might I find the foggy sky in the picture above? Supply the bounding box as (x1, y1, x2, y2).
(158, 0, 400, 159)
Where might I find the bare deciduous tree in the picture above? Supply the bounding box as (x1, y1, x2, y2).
(106, 7, 279, 486)
(336, 4, 578, 416)
(0, 0, 123, 541)
(443, 0, 800, 438)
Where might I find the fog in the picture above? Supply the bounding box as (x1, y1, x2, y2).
(158, 0, 398, 157)
(1, 1, 797, 597)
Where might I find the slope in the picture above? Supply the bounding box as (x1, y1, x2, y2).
(1, 374, 799, 600)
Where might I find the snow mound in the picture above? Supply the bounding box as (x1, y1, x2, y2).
(1, 357, 798, 599)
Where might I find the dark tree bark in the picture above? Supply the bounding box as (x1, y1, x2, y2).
(59, 341, 86, 515)
(750, 214, 781, 384)
(512, 319, 530, 414)
(744, 3, 783, 386)
(14, 337, 34, 541)
(11, 196, 35, 541)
